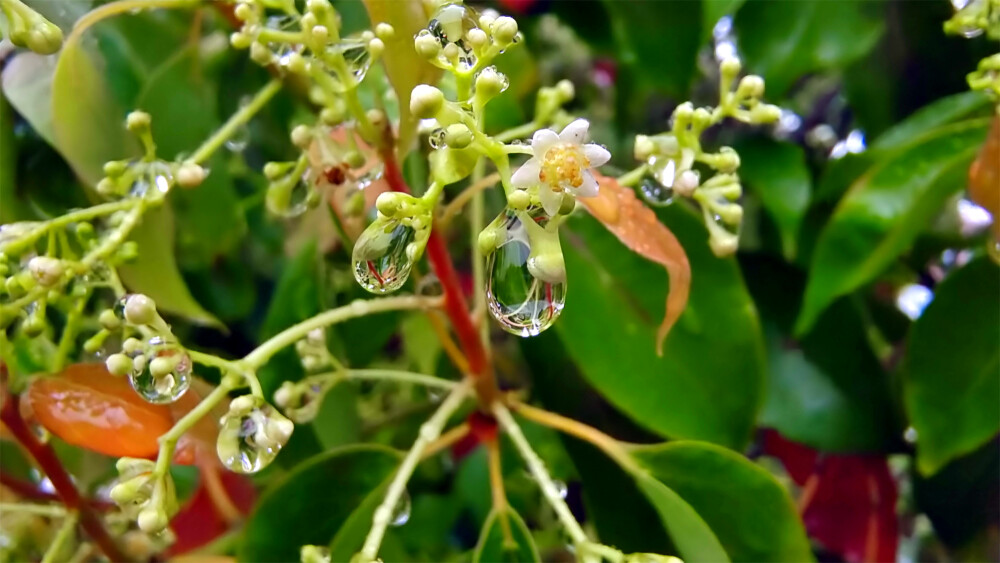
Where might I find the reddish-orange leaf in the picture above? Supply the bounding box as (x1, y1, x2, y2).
(969, 116, 999, 240)
(22, 363, 173, 459)
(579, 173, 691, 355)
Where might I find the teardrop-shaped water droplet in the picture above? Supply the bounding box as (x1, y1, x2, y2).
(128, 338, 191, 404)
(390, 490, 411, 526)
(639, 176, 674, 206)
(485, 210, 566, 337)
(217, 396, 294, 474)
(352, 220, 415, 294)
(326, 36, 372, 92)
(648, 156, 676, 189)
(266, 171, 318, 219)
(264, 16, 303, 67)
(553, 479, 568, 499)
(129, 162, 174, 199)
(225, 124, 250, 152)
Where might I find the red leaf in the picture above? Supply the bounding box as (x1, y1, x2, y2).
(578, 173, 691, 355)
(167, 466, 256, 556)
(763, 430, 899, 563)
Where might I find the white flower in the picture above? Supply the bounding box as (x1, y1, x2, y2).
(510, 119, 611, 215)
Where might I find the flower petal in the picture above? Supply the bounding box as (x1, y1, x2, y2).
(583, 143, 611, 167)
(531, 129, 559, 155)
(575, 171, 599, 198)
(511, 158, 541, 189)
(559, 119, 590, 144)
(539, 186, 562, 216)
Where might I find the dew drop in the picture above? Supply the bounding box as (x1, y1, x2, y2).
(224, 124, 250, 152)
(427, 3, 481, 71)
(352, 220, 415, 294)
(639, 176, 674, 206)
(428, 128, 446, 149)
(129, 162, 174, 199)
(326, 36, 373, 92)
(553, 479, 568, 499)
(127, 337, 191, 404)
(266, 171, 318, 219)
(485, 209, 566, 337)
(263, 16, 303, 67)
(390, 490, 411, 526)
(0, 222, 41, 246)
(217, 396, 294, 474)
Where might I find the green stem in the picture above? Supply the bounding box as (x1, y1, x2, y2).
(242, 295, 442, 369)
(358, 381, 472, 562)
(188, 79, 283, 165)
(493, 403, 589, 545)
(470, 158, 489, 352)
(40, 510, 79, 563)
(154, 379, 236, 477)
(0, 199, 137, 256)
(67, 0, 198, 46)
(345, 369, 457, 389)
(494, 121, 539, 144)
(0, 503, 67, 517)
(53, 291, 91, 372)
(616, 164, 649, 187)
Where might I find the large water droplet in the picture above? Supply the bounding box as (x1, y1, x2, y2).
(127, 337, 192, 404)
(264, 15, 303, 67)
(352, 220, 415, 294)
(485, 209, 566, 337)
(639, 176, 674, 206)
(217, 396, 294, 474)
(129, 162, 174, 200)
(266, 170, 318, 218)
(326, 36, 373, 92)
(390, 490, 411, 526)
(427, 3, 480, 72)
(648, 156, 677, 189)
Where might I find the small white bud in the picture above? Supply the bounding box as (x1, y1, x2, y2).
(467, 28, 488, 49)
(375, 23, 394, 39)
(555, 79, 575, 102)
(475, 67, 507, 99)
(126, 111, 151, 132)
(274, 382, 294, 408)
(230, 31, 252, 49)
(176, 162, 206, 188)
(286, 52, 308, 74)
(414, 32, 442, 59)
(138, 507, 168, 533)
(310, 25, 328, 44)
(508, 189, 530, 210)
(737, 75, 765, 98)
(710, 233, 740, 257)
(675, 170, 700, 196)
(492, 16, 518, 44)
(444, 123, 473, 149)
(124, 294, 157, 326)
(290, 125, 313, 148)
(410, 84, 444, 119)
(106, 353, 134, 377)
(368, 37, 385, 58)
(720, 57, 742, 77)
(28, 256, 64, 286)
(230, 394, 257, 414)
(249, 42, 274, 65)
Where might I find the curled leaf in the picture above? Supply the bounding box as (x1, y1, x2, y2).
(579, 173, 691, 355)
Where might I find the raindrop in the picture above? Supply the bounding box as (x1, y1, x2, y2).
(225, 124, 250, 152)
(427, 3, 480, 71)
(639, 176, 674, 206)
(896, 283, 934, 321)
(325, 36, 373, 92)
(264, 16, 303, 67)
(217, 396, 294, 474)
(553, 479, 568, 499)
(266, 171, 319, 219)
(903, 426, 918, 444)
(128, 337, 192, 404)
(648, 156, 677, 189)
(352, 220, 416, 294)
(428, 128, 446, 149)
(390, 490, 411, 527)
(485, 208, 566, 337)
(129, 162, 174, 199)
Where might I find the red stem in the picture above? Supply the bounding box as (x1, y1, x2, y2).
(0, 393, 126, 561)
(0, 472, 114, 511)
(379, 147, 496, 400)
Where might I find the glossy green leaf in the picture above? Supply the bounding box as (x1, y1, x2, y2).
(239, 445, 401, 562)
(558, 205, 765, 449)
(604, 0, 701, 97)
(1, 52, 57, 146)
(796, 119, 990, 334)
(735, 0, 883, 97)
(903, 257, 1000, 476)
(328, 481, 391, 562)
(0, 93, 23, 225)
(361, 0, 440, 156)
(632, 472, 729, 563)
(117, 206, 221, 327)
(871, 91, 992, 152)
(736, 138, 811, 259)
(472, 507, 541, 563)
(51, 32, 137, 185)
(630, 442, 813, 562)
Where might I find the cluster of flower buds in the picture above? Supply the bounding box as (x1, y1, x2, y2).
(109, 458, 178, 534)
(275, 373, 336, 423)
(229, 0, 389, 100)
(967, 53, 1000, 99)
(103, 294, 193, 404)
(0, 0, 63, 54)
(632, 57, 781, 257)
(943, 0, 999, 39)
(414, 2, 520, 76)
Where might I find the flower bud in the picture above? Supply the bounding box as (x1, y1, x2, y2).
(410, 85, 444, 119)
(633, 135, 656, 161)
(176, 162, 206, 188)
(467, 28, 488, 49)
(710, 232, 739, 257)
(475, 67, 508, 100)
(717, 203, 744, 225)
(720, 57, 741, 77)
(375, 192, 405, 217)
(716, 147, 740, 173)
(414, 32, 442, 59)
(286, 52, 308, 74)
(149, 356, 175, 378)
(99, 309, 121, 330)
(249, 42, 274, 65)
(737, 75, 765, 98)
(28, 256, 64, 286)
(310, 25, 328, 44)
(368, 37, 385, 58)
(106, 353, 134, 377)
(444, 124, 473, 149)
(124, 294, 157, 325)
(234, 3, 253, 20)
(375, 23, 395, 40)
(675, 170, 700, 196)
(274, 382, 295, 409)
(230, 31, 252, 49)
(126, 111, 152, 132)
(555, 79, 575, 103)
(492, 16, 518, 44)
(103, 160, 128, 177)
(290, 125, 313, 148)
(138, 507, 168, 533)
(751, 104, 782, 124)
(508, 189, 530, 211)
(478, 229, 499, 255)
(97, 177, 118, 197)
(263, 162, 286, 180)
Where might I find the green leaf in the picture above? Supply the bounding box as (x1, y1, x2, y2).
(558, 205, 765, 449)
(871, 91, 992, 152)
(238, 445, 401, 562)
(361, 0, 440, 156)
(328, 481, 391, 562)
(632, 473, 729, 563)
(51, 31, 137, 185)
(2, 52, 57, 146)
(903, 257, 1000, 476)
(472, 507, 541, 563)
(604, 0, 702, 97)
(735, 138, 811, 259)
(631, 442, 813, 562)
(117, 206, 221, 327)
(133, 47, 245, 268)
(796, 119, 990, 334)
(735, 0, 883, 97)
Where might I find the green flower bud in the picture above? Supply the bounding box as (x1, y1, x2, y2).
(478, 228, 499, 256)
(508, 189, 530, 211)
(410, 85, 444, 119)
(149, 356, 176, 378)
(103, 160, 128, 177)
(250, 42, 274, 65)
(126, 111, 152, 132)
(124, 294, 157, 325)
(28, 256, 64, 287)
(375, 23, 395, 40)
(106, 353, 134, 377)
(474, 66, 508, 100)
(368, 37, 385, 59)
(230, 31, 253, 49)
(737, 75, 765, 98)
(137, 507, 168, 533)
(118, 241, 139, 263)
(176, 162, 206, 188)
(492, 16, 518, 45)
(290, 125, 313, 148)
(444, 124, 473, 149)
(720, 57, 742, 78)
(414, 32, 442, 59)
(99, 309, 121, 330)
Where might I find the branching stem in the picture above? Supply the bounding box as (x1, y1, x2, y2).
(188, 78, 283, 165)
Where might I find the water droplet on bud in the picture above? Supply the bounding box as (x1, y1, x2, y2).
(127, 337, 191, 404)
(639, 176, 674, 206)
(485, 208, 566, 336)
(390, 490, 411, 526)
(129, 162, 174, 199)
(267, 171, 318, 219)
(217, 396, 294, 474)
(352, 220, 415, 294)
(325, 36, 373, 91)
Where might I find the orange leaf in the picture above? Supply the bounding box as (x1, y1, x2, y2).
(578, 173, 691, 355)
(23, 363, 174, 459)
(969, 116, 999, 240)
